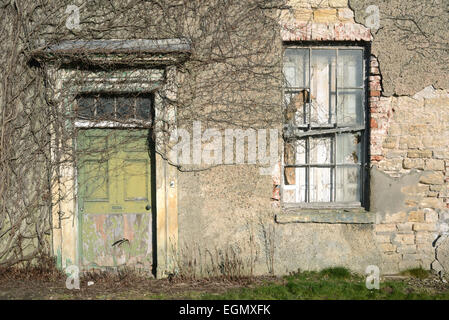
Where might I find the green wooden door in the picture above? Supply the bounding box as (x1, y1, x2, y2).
(77, 129, 153, 269)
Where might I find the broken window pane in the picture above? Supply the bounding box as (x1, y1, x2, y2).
(284, 167, 295, 186)
(284, 90, 309, 126)
(283, 167, 306, 201)
(309, 167, 332, 202)
(338, 50, 363, 88)
(336, 133, 362, 164)
(336, 166, 360, 202)
(337, 89, 363, 125)
(284, 139, 305, 185)
(283, 48, 309, 88)
(284, 139, 306, 165)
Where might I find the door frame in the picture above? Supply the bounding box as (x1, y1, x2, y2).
(47, 66, 180, 278)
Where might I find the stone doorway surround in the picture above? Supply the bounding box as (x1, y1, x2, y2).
(32, 39, 190, 278)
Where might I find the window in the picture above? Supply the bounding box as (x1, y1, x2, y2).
(282, 46, 367, 208)
(76, 93, 153, 122)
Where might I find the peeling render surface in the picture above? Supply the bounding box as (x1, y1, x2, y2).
(368, 85, 449, 274)
(176, 2, 449, 277)
(432, 235, 449, 281)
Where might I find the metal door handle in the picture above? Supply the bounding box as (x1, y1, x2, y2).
(145, 204, 151, 211)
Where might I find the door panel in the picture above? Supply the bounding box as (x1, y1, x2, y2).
(77, 129, 153, 269)
(84, 160, 109, 201)
(81, 213, 152, 268)
(123, 160, 149, 201)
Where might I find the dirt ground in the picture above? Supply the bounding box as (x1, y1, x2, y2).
(0, 268, 280, 300)
(1, 267, 448, 300)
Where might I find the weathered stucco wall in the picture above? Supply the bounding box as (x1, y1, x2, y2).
(349, 0, 449, 96)
(11, 0, 446, 277)
(176, 0, 449, 277)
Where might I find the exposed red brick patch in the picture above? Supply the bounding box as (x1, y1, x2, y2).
(371, 155, 384, 161)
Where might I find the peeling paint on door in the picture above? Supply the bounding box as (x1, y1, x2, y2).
(81, 213, 152, 268)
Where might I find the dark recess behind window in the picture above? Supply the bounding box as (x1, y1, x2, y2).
(76, 93, 153, 121)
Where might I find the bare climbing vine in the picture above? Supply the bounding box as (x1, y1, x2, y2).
(0, 0, 288, 268)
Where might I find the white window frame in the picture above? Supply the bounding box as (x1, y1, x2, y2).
(281, 44, 369, 209)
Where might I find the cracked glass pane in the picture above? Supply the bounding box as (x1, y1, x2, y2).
(337, 133, 362, 164)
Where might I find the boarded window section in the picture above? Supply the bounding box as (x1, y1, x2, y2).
(76, 93, 153, 121)
(283, 47, 365, 207)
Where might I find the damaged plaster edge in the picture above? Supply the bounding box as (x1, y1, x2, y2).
(370, 83, 449, 179)
(381, 85, 449, 100)
(411, 85, 449, 101)
(370, 165, 427, 183)
(431, 234, 449, 282)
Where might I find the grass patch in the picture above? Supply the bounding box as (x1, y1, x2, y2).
(400, 268, 431, 279)
(200, 270, 449, 300)
(319, 267, 352, 279)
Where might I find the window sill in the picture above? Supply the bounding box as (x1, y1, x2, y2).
(275, 207, 375, 224)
